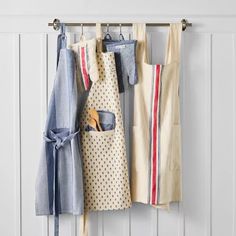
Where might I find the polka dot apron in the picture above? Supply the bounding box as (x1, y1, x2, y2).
(79, 24, 131, 214)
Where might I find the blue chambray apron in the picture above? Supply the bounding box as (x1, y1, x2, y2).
(35, 24, 85, 236)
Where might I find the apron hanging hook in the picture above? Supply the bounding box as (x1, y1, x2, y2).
(106, 23, 110, 34)
(81, 23, 84, 36)
(119, 23, 124, 40)
(104, 23, 112, 40)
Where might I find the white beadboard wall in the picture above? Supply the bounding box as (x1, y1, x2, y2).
(1, 13, 236, 236)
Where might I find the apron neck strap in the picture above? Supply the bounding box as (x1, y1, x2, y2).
(133, 23, 148, 64)
(56, 23, 67, 67)
(165, 23, 182, 65)
(133, 23, 182, 65)
(59, 23, 67, 49)
(96, 23, 103, 52)
(60, 23, 65, 34)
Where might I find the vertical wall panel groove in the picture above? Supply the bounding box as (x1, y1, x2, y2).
(0, 33, 22, 236)
(40, 33, 49, 236)
(181, 33, 211, 236)
(181, 32, 188, 236)
(14, 33, 22, 236)
(212, 33, 234, 236)
(98, 212, 104, 236)
(20, 33, 46, 236)
(179, 32, 186, 236)
(232, 33, 236, 236)
(206, 33, 213, 236)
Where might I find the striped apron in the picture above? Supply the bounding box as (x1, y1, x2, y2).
(131, 23, 182, 209)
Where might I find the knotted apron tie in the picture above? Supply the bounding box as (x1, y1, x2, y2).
(44, 128, 80, 236)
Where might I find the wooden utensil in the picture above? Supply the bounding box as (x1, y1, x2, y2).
(88, 109, 103, 131)
(88, 118, 98, 131)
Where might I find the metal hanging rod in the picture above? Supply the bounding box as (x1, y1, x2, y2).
(48, 18, 192, 31)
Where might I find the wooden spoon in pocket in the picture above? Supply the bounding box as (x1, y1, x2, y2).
(88, 109, 103, 131)
(88, 118, 98, 131)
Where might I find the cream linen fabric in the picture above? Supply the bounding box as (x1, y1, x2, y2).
(132, 23, 182, 209)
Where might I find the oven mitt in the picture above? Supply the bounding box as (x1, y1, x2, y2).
(85, 110, 116, 131)
(69, 37, 99, 90)
(103, 38, 138, 93)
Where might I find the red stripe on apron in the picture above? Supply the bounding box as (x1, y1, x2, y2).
(151, 64, 161, 205)
(81, 47, 90, 90)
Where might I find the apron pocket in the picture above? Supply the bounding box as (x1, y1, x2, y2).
(97, 110, 116, 131)
(81, 129, 115, 156)
(169, 124, 181, 171)
(85, 110, 116, 131)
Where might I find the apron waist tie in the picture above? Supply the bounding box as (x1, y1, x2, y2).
(44, 128, 80, 236)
